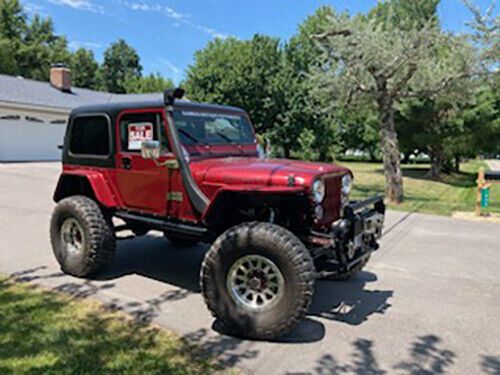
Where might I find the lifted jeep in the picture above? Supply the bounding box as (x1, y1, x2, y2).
(50, 88, 385, 339)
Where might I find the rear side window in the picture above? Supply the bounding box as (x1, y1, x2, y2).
(69, 115, 110, 156)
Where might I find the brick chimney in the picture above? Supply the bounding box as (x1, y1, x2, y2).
(50, 63, 71, 92)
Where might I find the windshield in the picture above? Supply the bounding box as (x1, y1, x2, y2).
(172, 110, 255, 146)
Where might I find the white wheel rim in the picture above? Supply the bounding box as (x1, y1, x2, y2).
(226, 255, 284, 312)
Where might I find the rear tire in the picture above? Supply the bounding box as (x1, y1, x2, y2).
(50, 195, 115, 277)
(200, 222, 315, 340)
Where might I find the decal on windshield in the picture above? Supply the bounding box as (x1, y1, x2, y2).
(181, 111, 241, 120)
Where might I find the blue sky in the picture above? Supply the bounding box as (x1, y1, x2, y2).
(22, 0, 495, 84)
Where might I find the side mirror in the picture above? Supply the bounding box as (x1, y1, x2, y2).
(141, 140, 161, 160)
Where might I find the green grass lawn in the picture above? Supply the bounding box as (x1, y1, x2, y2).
(339, 160, 500, 216)
(0, 277, 221, 374)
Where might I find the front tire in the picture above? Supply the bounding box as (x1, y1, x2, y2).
(50, 196, 115, 277)
(200, 222, 315, 340)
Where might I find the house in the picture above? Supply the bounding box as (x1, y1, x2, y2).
(0, 65, 160, 161)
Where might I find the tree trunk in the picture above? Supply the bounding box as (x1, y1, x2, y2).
(378, 95, 404, 204)
(428, 158, 441, 178)
(319, 149, 327, 162)
(368, 147, 378, 162)
(283, 146, 291, 159)
(454, 155, 460, 173)
(427, 145, 444, 179)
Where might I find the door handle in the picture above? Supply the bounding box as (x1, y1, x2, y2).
(122, 157, 132, 170)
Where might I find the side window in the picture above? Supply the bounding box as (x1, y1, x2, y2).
(119, 112, 169, 152)
(70, 115, 110, 156)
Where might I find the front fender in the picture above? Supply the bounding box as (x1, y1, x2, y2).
(202, 185, 307, 224)
(53, 170, 118, 207)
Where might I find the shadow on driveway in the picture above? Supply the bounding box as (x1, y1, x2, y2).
(313, 334, 458, 375)
(92, 234, 393, 341)
(9, 234, 393, 346)
(311, 272, 393, 325)
(93, 234, 207, 292)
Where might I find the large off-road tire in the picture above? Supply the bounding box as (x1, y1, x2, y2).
(200, 222, 315, 340)
(323, 255, 370, 281)
(50, 195, 116, 277)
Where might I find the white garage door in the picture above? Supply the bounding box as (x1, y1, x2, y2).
(0, 119, 66, 162)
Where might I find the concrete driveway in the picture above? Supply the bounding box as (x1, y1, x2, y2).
(0, 162, 499, 374)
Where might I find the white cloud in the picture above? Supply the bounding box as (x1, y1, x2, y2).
(68, 40, 103, 51)
(161, 59, 181, 75)
(193, 24, 229, 39)
(164, 6, 184, 20)
(48, 0, 104, 14)
(122, 1, 229, 39)
(23, 2, 45, 16)
(158, 58, 182, 84)
(123, 1, 188, 20)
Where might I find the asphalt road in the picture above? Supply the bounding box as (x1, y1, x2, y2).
(1, 162, 499, 374)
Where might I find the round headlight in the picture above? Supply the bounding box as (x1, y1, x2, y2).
(341, 174, 352, 196)
(312, 180, 325, 203)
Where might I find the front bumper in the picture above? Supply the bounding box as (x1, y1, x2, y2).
(309, 195, 385, 276)
(343, 195, 385, 240)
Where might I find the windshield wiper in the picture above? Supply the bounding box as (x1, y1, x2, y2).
(178, 127, 214, 154)
(178, 128, 200, 144)
(215, 131, 235, 144)
(215, 131, 245, 156)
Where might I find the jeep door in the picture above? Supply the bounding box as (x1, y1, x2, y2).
(114, 109, 173, 215)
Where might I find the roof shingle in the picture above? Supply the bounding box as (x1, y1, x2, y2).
(0, 74, 161, 110)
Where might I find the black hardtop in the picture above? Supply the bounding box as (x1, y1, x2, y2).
(70, 98, 247, 119)
(63, 98, 248, 168)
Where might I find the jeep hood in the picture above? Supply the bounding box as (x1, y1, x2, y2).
(190, 157, 350, 191)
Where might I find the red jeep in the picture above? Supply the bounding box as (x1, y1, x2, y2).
(50, 88, 384, 339)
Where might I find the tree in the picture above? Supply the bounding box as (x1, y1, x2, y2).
(18, 15, 71, 80)
(100, 39, 142, 93)
(291, 128, 319, 161)
(185, 35, 282, 133)
(392, 0, 499, 177)
(450, 83, 499, 163)
(0, 0, 24, 75)
(70, 48, 99, 89)
(337, 101, 380, 161)
(368, 0, 439, 30)
(0, 36, 15, 74)
(0, 0, 25, 40)
(121, 72, 174, 94)
(398, 97, 462, 176)
(311, 2, 476, 203)
(0, 2, 73, 81)
(0, 1, 76, 80)
(273, 6, 338, 159)
(463, 0, 499, 66)
(49, 35, 71, 67)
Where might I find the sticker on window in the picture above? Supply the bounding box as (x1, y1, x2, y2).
(128, 122, 153, 150)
